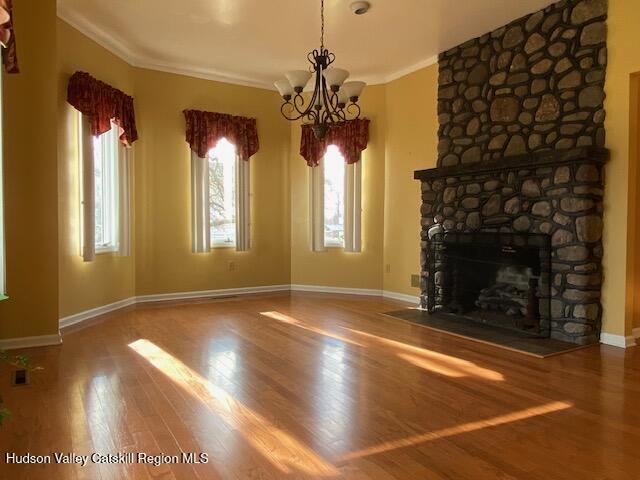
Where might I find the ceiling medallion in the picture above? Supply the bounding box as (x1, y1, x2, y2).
(274, 0, 366, 140)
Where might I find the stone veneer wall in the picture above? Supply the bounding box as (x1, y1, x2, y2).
(437, 0, 607, 167)
(416, 147, 608, 344)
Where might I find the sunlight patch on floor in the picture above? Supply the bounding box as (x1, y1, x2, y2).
(339, 400, 573, 461)
(128, 339, 339, 477)
(260, 311, 364, 347)
(342, 327, 505, 381)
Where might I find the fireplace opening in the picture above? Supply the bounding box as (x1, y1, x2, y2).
(427, 231, 551, 338)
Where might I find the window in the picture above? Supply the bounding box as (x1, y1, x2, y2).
(92, 122, 119, 251)
(208, 139, 237, 247)
(310, 145, 361, 253)
(323, 145, 345, 247)
(191, 138, 250, 253)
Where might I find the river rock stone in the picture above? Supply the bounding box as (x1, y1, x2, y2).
(503, 26, 524, 48)
(571, 0, 607, 24)
(576, 215, 603, 242)
(482, 194, 502, 216)
(581, 22, 606, 46)
(535, 94, 561, 121)
(491, 97, 521, 123)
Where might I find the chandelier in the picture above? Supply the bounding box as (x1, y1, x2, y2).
(274, 0, 366, 140)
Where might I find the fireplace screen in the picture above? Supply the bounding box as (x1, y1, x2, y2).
(426, 232, 551, 338)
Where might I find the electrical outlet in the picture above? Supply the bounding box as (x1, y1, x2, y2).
(385, 264, 391, 273)
(228, 261, 236, 272)
(411, 274, 421, 288)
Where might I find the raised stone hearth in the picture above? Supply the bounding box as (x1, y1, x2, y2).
(415, 147, 608, 344)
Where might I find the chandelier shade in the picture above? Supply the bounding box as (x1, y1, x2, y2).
(323, 68, 349, 88)
(275, 0, 366, 140)
(284, 70, 313, 91)
(274, 79, 294, 98)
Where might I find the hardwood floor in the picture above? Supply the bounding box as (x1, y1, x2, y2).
(0, 292, 639, 479)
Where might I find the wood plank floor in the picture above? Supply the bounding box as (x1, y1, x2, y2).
(0, 292, 639, 479)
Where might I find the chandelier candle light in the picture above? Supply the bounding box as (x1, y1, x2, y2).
(274, 0, 366, 140)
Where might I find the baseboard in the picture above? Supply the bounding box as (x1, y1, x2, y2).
(290, 284, 382, 296)
(600, 332, 637, 348)
(382, 290, 420, 305)
(59, 297, 137, 329)
(59, 284, 291, 330)
(0, 333, 62, 350)
(135, 284, 291, 304)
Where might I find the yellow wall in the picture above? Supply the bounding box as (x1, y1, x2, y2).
(384, 66, 439, 297)
(602, 0, 640, 337)
(626, 73, 640, 331)
(133, 68, 291, 295)
(0, 0, 59, 340)
(289, 86, 386, 290)
(57, 20, 136, 318)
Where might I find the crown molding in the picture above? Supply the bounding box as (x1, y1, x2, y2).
(56, 9, 275, 91)
(134, 58, 275, 91)
(382, 55, 439, 84)
(57, 6, 138, 66)
(57, 9, 439, 91)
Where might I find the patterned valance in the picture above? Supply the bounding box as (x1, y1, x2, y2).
(183, 109, 259, 160)
(300, 119, 370, 167)
(67, 71, 138, 145)
(0, 0, 18, 73)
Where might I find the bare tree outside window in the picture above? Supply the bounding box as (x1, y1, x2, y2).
(209, 138, 237, 247)
(324, 145, 345, 246)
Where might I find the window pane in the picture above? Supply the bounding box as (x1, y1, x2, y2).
(93, 124, 118, 249)
(93, 135, 105, 247)
(209, 138, 237, 246)
(323, 145, 345, 246)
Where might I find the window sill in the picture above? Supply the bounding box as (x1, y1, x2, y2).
(96, 246, 118, 255)
(212, 244, 237, 249)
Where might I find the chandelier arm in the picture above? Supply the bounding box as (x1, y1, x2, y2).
(345, 102, 361, 120)
(308, 49, 320, 66)
(281, 102, 311, 122)
(327, 90, 342, 119)
(293, 92, 309, 113)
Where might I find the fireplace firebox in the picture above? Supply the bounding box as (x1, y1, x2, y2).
(427, 231, 551, 338)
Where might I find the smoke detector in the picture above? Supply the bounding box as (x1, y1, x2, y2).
(350, 1, 371, 15)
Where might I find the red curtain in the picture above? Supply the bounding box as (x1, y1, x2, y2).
(67, 72, 138, 145)
(300, 119, 370, 167)
(0, 0, 18, 73)
(184, 109, 259, 160)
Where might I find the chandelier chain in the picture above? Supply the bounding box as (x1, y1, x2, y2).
(320, 0, 324, 50)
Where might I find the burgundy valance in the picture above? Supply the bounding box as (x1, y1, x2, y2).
(183, 109, 259, 160)
(0, 0, 18, 73)
(67, 71, 138, 145)
(300, 119, 370, 167)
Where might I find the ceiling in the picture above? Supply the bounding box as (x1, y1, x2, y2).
(57, 0, 554, 90)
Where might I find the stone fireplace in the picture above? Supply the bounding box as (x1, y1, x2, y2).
(415, 0, 608, 345)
